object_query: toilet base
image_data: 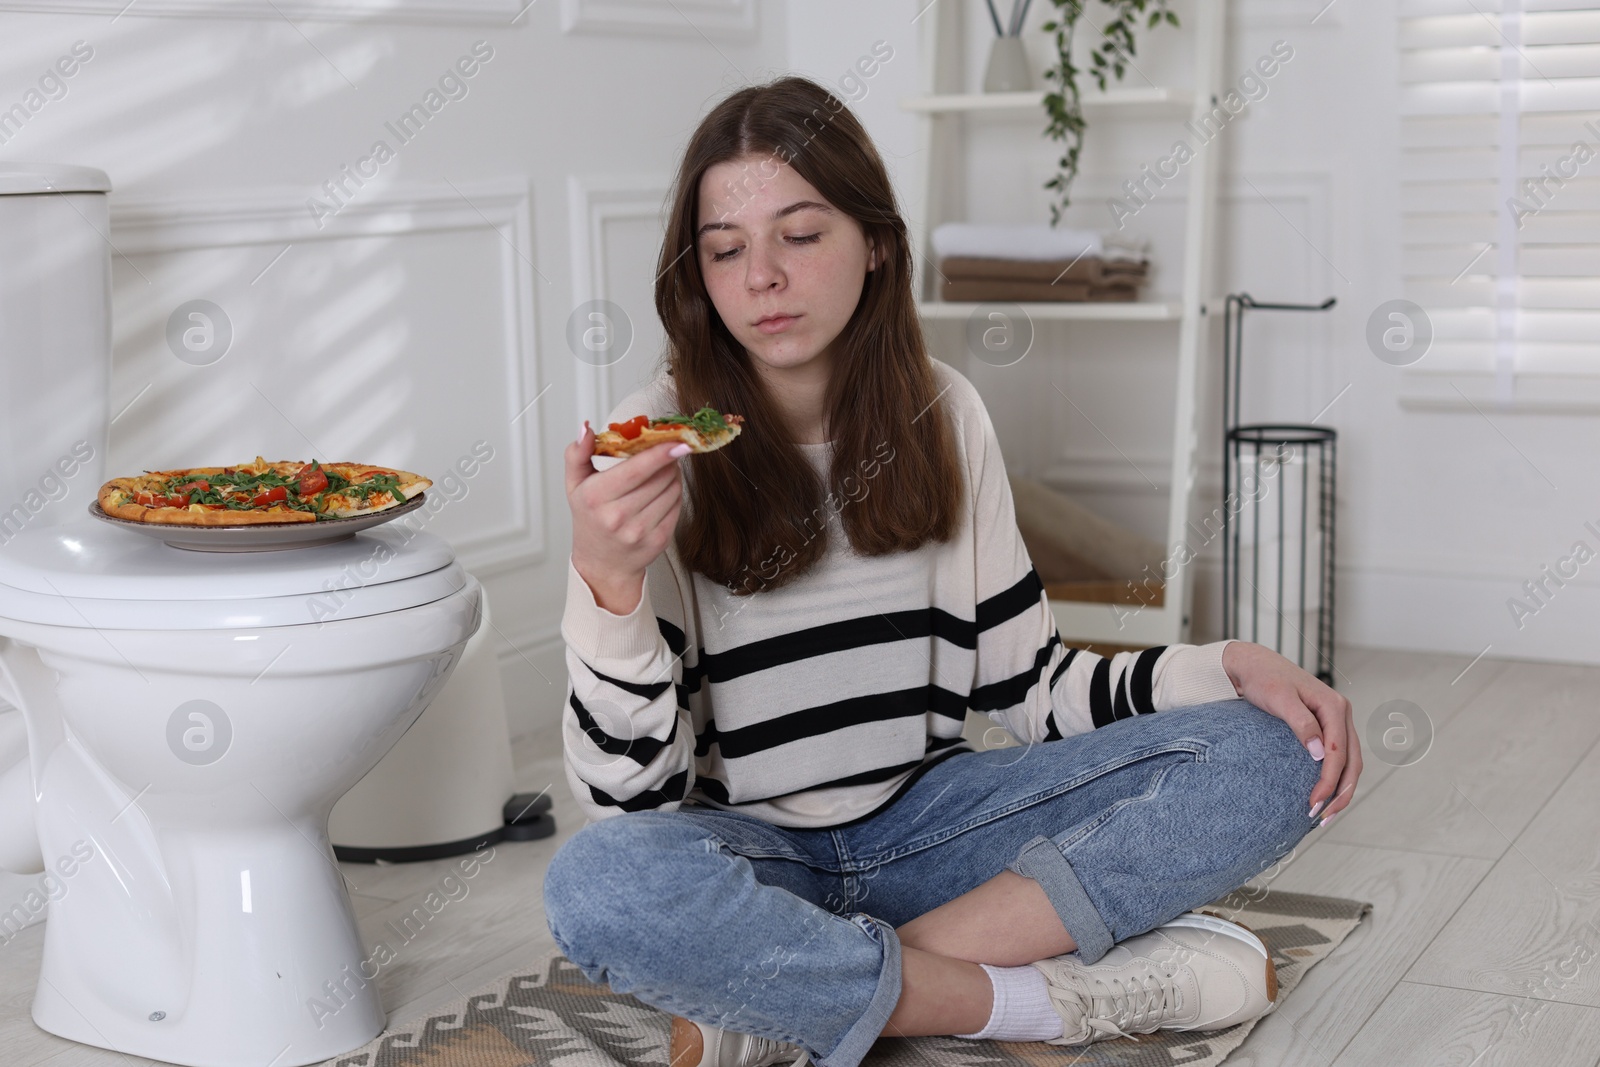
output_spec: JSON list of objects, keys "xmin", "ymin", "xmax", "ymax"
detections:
[
  {"xmin": 31, "ymin": 992, "xmax": 384, "ymax": 1067},
  {"xmin": 29, "ymin": 815, "xmax": 391, "ymax": 1067}
]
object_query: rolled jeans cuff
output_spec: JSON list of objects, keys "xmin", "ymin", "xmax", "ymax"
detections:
[
  {"xmin": 816, "ymin": 913, "xmax": 902, "ymax": 1067},
  {"xmin": 1006, "ymin": 834, "xmax": 1115, "ymax": 964}
]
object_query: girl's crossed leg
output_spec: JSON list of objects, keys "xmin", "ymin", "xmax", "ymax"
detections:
[{"xmin": 542, "ymin": 699, "xmax": 1322, "ymax": 1067}]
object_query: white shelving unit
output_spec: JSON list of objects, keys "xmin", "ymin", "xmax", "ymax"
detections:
[
  {"xmin": 901, "ymin": 86, "xmax": 1195, "ymax": 118},
  {"xmin": 901, "ymin": 0, "xmax": 1225, "ymax": 649}
]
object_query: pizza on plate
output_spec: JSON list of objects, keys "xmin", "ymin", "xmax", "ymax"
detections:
[
  {"xmin": 593, "ymin": 405, "xmax": 744, "ymax": 458},
  {"xmin": 97, "ymin": 457, "xmax": 431, "ymax": 526}
]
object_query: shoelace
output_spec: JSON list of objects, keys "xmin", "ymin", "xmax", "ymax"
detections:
[
  {"xmin": 736, "ymin": 1033, "xmax": 812, "ymax": 1067},
  {"xmin": 1047, "ymin": 966, "xmax": 1184, "ymax": 1043}
]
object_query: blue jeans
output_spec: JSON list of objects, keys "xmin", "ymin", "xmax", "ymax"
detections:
[{"xmin": 542, "ymin": 699, "xmax": 1323, "ymax": 1067}]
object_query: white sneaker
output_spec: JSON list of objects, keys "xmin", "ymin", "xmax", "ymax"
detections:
[
  {"xmin": 1030, "ymin": 910, "xmax": 1278, "ymax": 1046},
  {"xmin": 669, "ymin": 1015, "xmax": 812, "ymax": 1067}
]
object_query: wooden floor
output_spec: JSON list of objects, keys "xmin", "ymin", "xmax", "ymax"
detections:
[{"xmin": 4, "ymin": 646, "xmax": 1599, "ymax": 1066}]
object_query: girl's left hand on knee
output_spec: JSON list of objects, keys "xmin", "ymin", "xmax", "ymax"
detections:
[{"xmin": 1221, "ymin": 641, "xmax": 1362, "ymax": 823}]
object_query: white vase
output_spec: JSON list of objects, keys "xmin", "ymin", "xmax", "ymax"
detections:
[{"xmin": 983, "ymin": 36, "xmax": 1031, "ymax": 92}]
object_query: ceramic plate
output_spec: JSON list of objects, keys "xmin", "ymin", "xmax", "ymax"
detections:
[{"xmin": 87, "ymin": 493, "xmax": 428, "ymax": 553}]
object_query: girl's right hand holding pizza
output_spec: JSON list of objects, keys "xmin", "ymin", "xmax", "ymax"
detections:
[{"xmin": 565, "ymin": 419, "xmax": 688, "ymax": 615}]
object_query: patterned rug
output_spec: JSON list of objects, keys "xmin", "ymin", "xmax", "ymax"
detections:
[{"xmin": 321, "ymin": 888, "xmax": 1371, "ymax": 1067}]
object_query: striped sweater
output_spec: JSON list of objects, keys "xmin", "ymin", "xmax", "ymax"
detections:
[{"xmin": 560, "ymin": 358, "xmax": 1239, "ymax": 829}]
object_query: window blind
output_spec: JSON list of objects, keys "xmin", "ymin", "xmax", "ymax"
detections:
[{"xmin": 1399, "ymin": 0, "xmax": 1600, "ymax": 405}]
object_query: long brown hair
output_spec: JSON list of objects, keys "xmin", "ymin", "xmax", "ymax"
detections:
[{"xmin": 655, "ymin": 75, "xmax": 963, "ymax": 597}]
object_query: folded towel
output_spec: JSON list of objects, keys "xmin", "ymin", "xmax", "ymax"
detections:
[
  {"xmin": 941, "ymin": 279, "xmax": 1140, "ymax": 303},
  {"xmin": 940, "ymin": 255, "xmax": 1147, "ymax": 286},
  {"xmin": 930, "ymin": 222, "xmax": 1149, "ymax": 263}
]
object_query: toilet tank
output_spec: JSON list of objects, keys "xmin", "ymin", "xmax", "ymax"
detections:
[{"xmin": 0, "ymin": 163, "xmax": 112, "ymax": 545}]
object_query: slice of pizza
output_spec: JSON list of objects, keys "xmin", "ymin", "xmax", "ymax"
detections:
[
  {"xmin": 593, "ymin": 405, "xmax": 745, "ymax": 458},
  {"xmin": 307, "ymin": 462, "xmax": 431, "ymax": 518},
  {"xmin": 98, "ymin": 457, "xmax": 431, "ymax": 526}
]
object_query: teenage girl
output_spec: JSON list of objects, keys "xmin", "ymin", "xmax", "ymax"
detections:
[{"xmin": 545, "ymin": 75, "xmax": 1360, "ymax": 1067}]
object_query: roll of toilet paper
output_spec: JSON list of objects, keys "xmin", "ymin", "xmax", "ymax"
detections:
[
  {"xmin": 1229, "ymin": 443, "xmax": 1330, "ymax": 671},
  {"xmin": 1233, "ymin": 534, "xmax": 1325, "ymax": 665},
  {"xmin": 1234, "ymin": 532, "xmax": 1325, "ymax": 612}
]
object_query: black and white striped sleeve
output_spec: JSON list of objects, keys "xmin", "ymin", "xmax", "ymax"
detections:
[
  {"xmin": 559, "ymin": 553, "xmax": 697, "ymax": 822},
  {"xmin": 963, "ymin": 390, "xmax": 1239, "ymax": 746}
]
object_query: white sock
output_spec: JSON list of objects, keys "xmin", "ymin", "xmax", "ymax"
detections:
[{"xmin": 954, "ymin": 963, "xmax": 1064, "ymax": 1042}]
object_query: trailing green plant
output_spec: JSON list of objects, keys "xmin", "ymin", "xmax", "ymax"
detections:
[{"xmin": 1040, "ymin": 0, "xmax": 1178, "ymax": 225}]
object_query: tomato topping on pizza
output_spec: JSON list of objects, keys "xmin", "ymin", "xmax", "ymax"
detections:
[{"xmin": 295, "ymin": 463, "xmax": 330, "ymax": 496}]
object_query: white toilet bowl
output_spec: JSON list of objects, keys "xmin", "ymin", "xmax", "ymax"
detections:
[{"xmin": 0, "ymin": 519, "xmax": 482, "ymax": 1067}]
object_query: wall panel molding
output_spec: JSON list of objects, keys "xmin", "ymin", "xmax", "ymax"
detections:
[
  {"xmin": 1037, "ymin": 171, "xmax": 1333, "ymax": 486},
  {"xmin": 566, "ymin": 173, "xmax": 672, "ymax": 425},
  {"xmin": 494, "ymin": 623, "xmax": 562, "ymax": 668},
  {"xmin": 0, "ymin": 0, "xmax": 523, "ymax": 22},
  {"xmin": 109, "ymin": 177, "xmax": 545, "ymax": 577},
  {"xmin": 560, "ymin": 0, "xmax": 755, "ymax": 39},
  {"xmin": 113, "ymin": 178, "xmax": 530, "ymax": 252}
]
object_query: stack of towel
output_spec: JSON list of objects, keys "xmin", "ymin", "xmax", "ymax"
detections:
[{"xmin": 931, "ymin": 223, "xmax": 1150, "ymax": 303}]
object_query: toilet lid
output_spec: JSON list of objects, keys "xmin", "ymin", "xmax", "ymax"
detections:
[{"xmin": 0, "ymin": 521, "xmax": 467, "ymax": 630}]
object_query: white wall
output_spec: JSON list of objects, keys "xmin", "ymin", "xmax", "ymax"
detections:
[
  {"xmin": 1246, "ymin": 0, "xmax": 1600, "ymax": 670},
  {"xmin": 788, "ymin": 0, "xmax": 1600, "ymax": 670},
  {"xmin": 0, "ymin": 0, "xmax": 787, "ymax": 737},
  {"xmin": 3, "ymin": 0, "xmax": 1592, "ymax": 753}
]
